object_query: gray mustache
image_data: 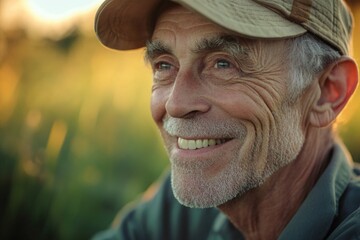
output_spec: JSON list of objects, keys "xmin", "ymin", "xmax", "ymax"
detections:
[{"xmin": 163, "ymin": 115, "xmax": 247, "ymax": 138}]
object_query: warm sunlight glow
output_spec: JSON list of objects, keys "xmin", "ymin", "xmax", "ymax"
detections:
[
  {"xmin": 26, "ymin": 0, "xmax": 102, "ymax": 21},
  {"xmin": 0, "ymin": 0, "xmax": 103, "ymax": 39}
]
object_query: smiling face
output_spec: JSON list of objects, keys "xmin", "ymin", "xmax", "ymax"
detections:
[{"xmin": 147, "ymin": 4, "xmax": 306, "ymax": 208}]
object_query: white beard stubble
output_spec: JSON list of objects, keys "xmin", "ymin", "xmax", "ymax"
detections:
[{"xmin": 163, "ymin": 104, "xmax": 305, "ymax": 208}]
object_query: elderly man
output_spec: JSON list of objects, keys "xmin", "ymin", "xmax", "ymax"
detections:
[{"xmin": 94, "ymin": 0, "xmax": 360, "ymax": 239}]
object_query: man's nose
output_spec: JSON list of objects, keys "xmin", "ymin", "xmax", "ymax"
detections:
[{"xmin": 165, "ymin": 70, "xmax": 210, "ymax": 118}]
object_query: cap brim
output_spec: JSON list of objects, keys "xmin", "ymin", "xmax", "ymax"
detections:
[
  {"xmin": 95, "ymin": 0, "xmax": 163, "ymax": 50},
  {"xmin": 95, "ymin": 0, "xmax": 307, "ymax": 50}
]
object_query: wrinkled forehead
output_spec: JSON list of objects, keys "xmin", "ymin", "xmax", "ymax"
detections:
[
  {"xmin": 151, "ymin": 3, "xmax": 248, "ymax": 48},
  {"xmin": 150, "ymin": 3, "xmax": 289, "ymax": 57},
  {"xmin": 153, "ymin": 3, "xmax": 230, "ymax": 37}
]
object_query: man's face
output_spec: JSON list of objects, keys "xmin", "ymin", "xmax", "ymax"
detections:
[{"xmin": 148, "ymin": 4, "xmax": 305, "ymax": 208}]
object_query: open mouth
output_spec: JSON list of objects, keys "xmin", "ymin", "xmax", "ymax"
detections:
[{"xmin": 177, "ymin": 137, "xmax": 231, "ymax": 150}]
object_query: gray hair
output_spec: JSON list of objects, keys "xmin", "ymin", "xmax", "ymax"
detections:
[{"xmin": 286, "ymin": 33, "xmax": 342, "ymax": 102}]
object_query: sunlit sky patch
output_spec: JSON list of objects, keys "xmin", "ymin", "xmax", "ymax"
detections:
[
  {"xmin": 0, "ymin": 0, "xmax": 103, "ymax": 38},
  {"xmin": 26, "ymin": 0, "xmax": 102, "ymax": 21}
]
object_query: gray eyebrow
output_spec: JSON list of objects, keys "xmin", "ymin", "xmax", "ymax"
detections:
[
  {"xmin": 144, "ymin": 35, "xmax": 248, "ymax": 62},
  {"xmin": 145, "ymin": 40, "xmax": 172, "ymax": 62},
  {"xmin": 193, "ymin": 35, "xmax": 248, "ymax": 57}
]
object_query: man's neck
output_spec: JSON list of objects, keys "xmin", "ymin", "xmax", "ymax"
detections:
[{"xmin": 218, "ymin": 129, "xmax": 333, "ymax": 240}]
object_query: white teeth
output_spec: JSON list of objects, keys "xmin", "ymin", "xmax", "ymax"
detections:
[
  {"xmin": 209, "ymin": 139, "xmax": 216, "ymax": 146},
  {"xmin": 178, "ymin": 138, "xmax": 188, "ymax": 149},
  {"xmin": 188, "ymin": 140, "xmax": 196, "ymax": 150},
  {"xmin": 177, "ymin": 137, "xmax": 227, "ymax": 150},
  {"xmin": 196, "ymin": 140, "xmax": 202, "ymax": 148},
  {"xmin": 202, "ymin": 139, "xmax": 208, "ymax": 148}
]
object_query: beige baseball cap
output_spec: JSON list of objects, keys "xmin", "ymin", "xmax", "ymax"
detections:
[{"xmin": 94, "ymin": 0, "xmax": 353, "ymax": 55}]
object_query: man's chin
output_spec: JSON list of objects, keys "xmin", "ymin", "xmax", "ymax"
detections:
[
  {"xmin": 172, "ymin": 189, "xmax": 223, "ymax": 208},
  {"xmin": 170, "ymin": 171, "xmax": 238, "ymax": 208}
]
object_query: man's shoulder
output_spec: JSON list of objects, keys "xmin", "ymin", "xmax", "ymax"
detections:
[
  {"xmin": 341, "ymin": 162, "xmax": 360, "ymax": 215},
  {"xmin": 328, "ymin": 163, "xmax": 360, "ymax": 239},
  {"xmin": 93, "ymin": 172, "xmax": 220, "ymax": 240},
  {"xmin": 327, "ymin": 207, "xmax": 360, "ymax": 240},
  {"xmin": 128, "ymin": 173, "xmax": 220, "ymax": 239},
  {"xmin": 353, "ymin": 162, "xmax": 360, "ymax": 178}
]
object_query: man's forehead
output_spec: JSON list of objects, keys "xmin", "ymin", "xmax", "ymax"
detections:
[
  {"xmin": 154, "ymin": 3, "xmax": 233, "ymax": 32},
  {"xmin": 152, "ymin": 3, "xmax": 237, "ymax": 46}
]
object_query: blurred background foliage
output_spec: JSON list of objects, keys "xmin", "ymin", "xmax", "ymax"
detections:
[{"xmin": 0, "ymin": 0, "xmax": 359, "ymax": 239}]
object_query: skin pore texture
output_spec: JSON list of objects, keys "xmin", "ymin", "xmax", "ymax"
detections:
[{"xmin": 147, "ymin": 3, "xmax": 358, "ymax": 240}]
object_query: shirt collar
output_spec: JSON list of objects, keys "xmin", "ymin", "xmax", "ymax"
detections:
[
  {"xmin": 279, "ymin": 142, "xmax": 353, "ymax": 240},
  {"xmin": 208, "ymin": 142, "xmax": 353, "ymax": 240}
]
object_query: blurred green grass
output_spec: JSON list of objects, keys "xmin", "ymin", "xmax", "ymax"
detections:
[{"xmin": 0, "ymin": 31, "xmax": 168, "ymax": 239}]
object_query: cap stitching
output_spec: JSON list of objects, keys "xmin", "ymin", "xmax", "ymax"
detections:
[
  {"xmin": 199, "ymin": 0, "xmax": 301, "ymax": 27},
  {"xmin": 290, "ymin": 0, "xmax": 312, "ymax": 23}
]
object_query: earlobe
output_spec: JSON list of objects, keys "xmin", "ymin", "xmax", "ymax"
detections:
[{"xmin": 309, "ymin": 57, "xmax": 358, "ymax": 127}]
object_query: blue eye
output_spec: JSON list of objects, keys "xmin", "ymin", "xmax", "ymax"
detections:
[
  {"xmin": 215, "ymin": 60, "xmax": 231, "ymax": 69},
  {"xmin": 156, "ymin": 61, "xmax": 172, "ymax": 70}
]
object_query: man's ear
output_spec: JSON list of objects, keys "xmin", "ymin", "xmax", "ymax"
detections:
[{"xmin": 309, "ymin": 57, "xmax": 358, "ymax": 127}]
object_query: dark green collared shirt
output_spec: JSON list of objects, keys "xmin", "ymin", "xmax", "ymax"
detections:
[{"xmin": 94, "ymin": 143, "xmax": 360, "ymax": 239}]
